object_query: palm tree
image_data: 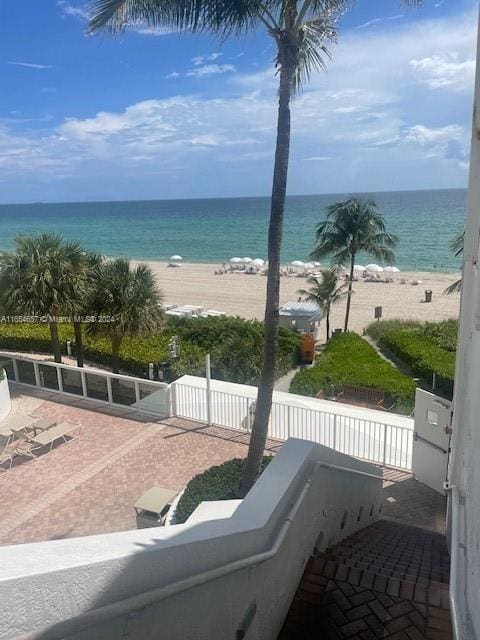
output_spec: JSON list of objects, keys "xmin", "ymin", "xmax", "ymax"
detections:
[
  {"xmin": 88, "ymin": 0, "xmax": 423, "ymax": 494},
  {"xmin": 311, "ymin": 198, "xmax": 397, "ymax": 332},
  {"xmin": 0, "ymin": 234, "xmax": 87, "ymax": 363},
  {"xmin": 87, "ymin": 258, "xmax": 163, "ymax": 374},
  {"xmin": 444, "ymin": 229, "xmax": 464, "ymax": 295},
  {"xmin": 298, "ymin": 268, "xmax": 347, "ymax": 341},
  {"xmin": 72, "ymin": 252, "xmax": 104, "ymax": 367}
]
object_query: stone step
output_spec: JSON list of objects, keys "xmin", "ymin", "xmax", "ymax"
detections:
[{"xmin": 278, "ymin": 519, "xmax": 452, "ymax": 640}]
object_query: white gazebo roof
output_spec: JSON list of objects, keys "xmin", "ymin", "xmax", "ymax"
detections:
[{"xmin": 279, "ymin": 300, "xmax": 323, "ymax": 320}]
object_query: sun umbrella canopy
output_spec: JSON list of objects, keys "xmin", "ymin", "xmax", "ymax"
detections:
[
  {"xmin": 384, "ymin": 266, "xmax": 400, "ymax": 273},
  {"xmin": 252, "ymin": 258, "xmax": 264, "ymax": 266},
  {"xmin": 242, "ymin": 257, "xmax": 253, "ymax": 264},
  {"xmin": 291, "ymin": 260, "xmax": 305, "ymax": 267},
  {"xmin": 230, "ymin": 257, "xmax": 242, "ymax": 263},
  {"xmin": 365, "ymin": 264, "xmax": 383, "ymax": 272},
  {"xmin": 353, "ymin": 265, "xmax": 366, "ymax": 272},
  {"xmin": 170, "ymin": 255, "xmax": 183, "ymax": 261},
  {"xmin": 312, "ymin": 261, "xmax": 322, "ymax": 267}
]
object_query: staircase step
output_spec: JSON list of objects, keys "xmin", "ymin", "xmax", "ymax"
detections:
[{"xmin": 278, "ymin": 519, "xmax": 452, "ymax": 640}]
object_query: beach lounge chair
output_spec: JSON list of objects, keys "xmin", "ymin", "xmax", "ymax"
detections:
[
  {"xmin": 0, "ymin": 413, "xmax": 42, "ymax": 445},
  {"xmin": 28, "ymin": 421, "xmax": 81, "ymax": 454}
]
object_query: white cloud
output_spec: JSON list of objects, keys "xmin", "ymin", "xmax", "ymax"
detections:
[
  {"xmin": 410, "ymin": 54, "xmax": 475, "ymax": 91},
  {"xmin": 192, "ymin": 53, "xmax": 222, "ymax": 66},
  {"xmin": 186, "ymin": 64, "xmax": 235, "ymax": 78},
  {"xmin": 7, "ymin": 61, "xmax": 53, "ymax": 70},
  {"xmin": 165, "ymin": 71, "xmax": 180, "ymax": 79},
  {"xmin": 355, "ymin": 14, "xmax": 404, "ymax": 29},
  {"xmin": 57, "ymin": 1, "xmax": 89, "ymax": 20}
]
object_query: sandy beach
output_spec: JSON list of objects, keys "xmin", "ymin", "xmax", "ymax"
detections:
[{"xmin": 133, "ymin": 261, "xmax": 461, "ymax": 335}]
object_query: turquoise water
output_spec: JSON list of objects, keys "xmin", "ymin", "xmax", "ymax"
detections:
[{"xmin": 0, "ymin": 189, "xmax": 466, "ymax": 271}]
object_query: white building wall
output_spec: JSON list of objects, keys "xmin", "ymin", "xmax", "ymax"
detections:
[
  {"xmin": 0, "ymin": 440, "xmax": 382, "ymax": 640},
  {"xmin": 449, "ymin": 8, "xmax": 480, "ymax": 640}
]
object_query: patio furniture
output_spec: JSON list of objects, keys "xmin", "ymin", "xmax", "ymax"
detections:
[
  {"xmin": 0, "ymin": 446, "xmax": 13, "ymax": 475},
  {"xmin": 19, "ymin": 421, "xmax": 81, "ymax": 455},
  {"xmin": 0, "ymin": 414, "xmax": 41, "ymax": 444},
  {"xmin": 134, "ymin": 487, "xmax": 178, "ymax": 528}
]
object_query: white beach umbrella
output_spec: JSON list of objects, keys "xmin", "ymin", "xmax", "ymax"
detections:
[
  {"xmin": 170, "ymin": 255, "xmax": 183, "ymax": 261},
  {"xmin": 303, "ymin": 262, "xmax": 315, "ymax": 269},
  {"xmin": 242, "ymin": 257, "xmax": 253, "ymax": 264},
  {"xmin": 252, "ymin": 258, "xmax": 264, "ymax": 266},
  {"xmin": 365, "ymin": 264, "xmax": 383, "ymax": 273},
  {"xmin": 312, "ymin": 261, "xmax": 322, "ymax": 267},
  {"xmin": 291, "ymin": 260, "xmax": 305, "ymax": 267},
  {"xmin": 230, "ymin": 257, "xmax": 242, "ymax": 263},
  {"xmin": 353, "ymin": 265, "xmax": 366, "ymax": 272},
  {"xmin": 384, "ymin": 266, "xmax": 400, "ymax": 273}
]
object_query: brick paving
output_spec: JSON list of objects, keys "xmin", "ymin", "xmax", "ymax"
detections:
[
  {"xmin": 279, "ymin": 493, "xmax": 451, "ymax": 640},
  {"xmin": 0, "ymin": 384, "xmax": 282, "ymax": 545}
]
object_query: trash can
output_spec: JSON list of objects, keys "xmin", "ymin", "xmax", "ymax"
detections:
[{"xmin": 425, "ymin": 290, "xmax": 432, "ymax": 303}]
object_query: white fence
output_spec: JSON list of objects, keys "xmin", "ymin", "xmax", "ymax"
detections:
[
  {"xmin": 172, "ymin": 379, "xmax": 413, "ymax": 471},
  {"xmin": 0, "ymin": 352, "xmax": 170, "ymax": 417}
]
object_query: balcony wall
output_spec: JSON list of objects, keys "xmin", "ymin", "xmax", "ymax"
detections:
[{"xmin": 0, "ymin": 440, "xmax": 382, "ymax": 640}]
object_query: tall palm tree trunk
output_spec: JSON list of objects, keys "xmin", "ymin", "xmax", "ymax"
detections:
[
  {"xmin": 326, "ymin": 309, "xmax": 330, "ymax": 341},
  {"xmin": 49, "ymin": 322, "xmax": 62, "ymax": 363},
  {"xmin": 239, "ymin": 58, "xmax": 294, "ymax": 497},
  {"xmin": 343, "ymin": 254, "xmax": 355, "ymax": 332},
  {"xmin": 73, "ymin": 321, "xmax": 84, "ymax": 368}
]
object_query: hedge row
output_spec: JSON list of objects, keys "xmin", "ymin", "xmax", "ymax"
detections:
[
  {"xmin": 0, "ymin": 316, "xmax": 301, "ymax": 385},
  {"xmin": 174, "ymin": 456, "xmax": 273, "ymax": 524},
  {"xmin": 366, "ymin": 320, "xmax": 456, "ymax": 398},
  {"xmin": 289, "ymin": 332, "xmax": 416, "ymax": 412}
]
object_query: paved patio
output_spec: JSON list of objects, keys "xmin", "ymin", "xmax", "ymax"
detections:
[{"xmin": 0, "ymin": 384, "xmax": 446, "ymax": 546}]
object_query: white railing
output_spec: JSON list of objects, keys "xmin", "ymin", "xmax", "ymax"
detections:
[
  {"xmin": 0, "ymin": 352, "xmax": 170, "ymax": 418},
  {"xmin": 172, "ymin": 381, "xmax": 413, "ymax": 470}
]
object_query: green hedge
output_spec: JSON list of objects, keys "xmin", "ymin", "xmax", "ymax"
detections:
[
  {"xmin": 174, "ymin": 456, "xmax": 273, "ymax": 524},
  {"xmin": 289, "ymin": 332, "xmax": 416, "ymax": 412},
  {"xmin": 0, "ymin": 317, "xmax": 301, "ymax": 385},
  {"xmin": 366, "ymin": 320, "xmax": 456, "ymax": 398}
]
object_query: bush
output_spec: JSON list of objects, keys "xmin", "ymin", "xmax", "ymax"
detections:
[
  {"xmin": 366, "ymin": 319, "xmax": 456, "ymax": 398},
  {"xmin": 0, "ymin": 317, "xmax": 301, "ymax": 385},
  {"xmin": 289, "ymin": 332, "xmax": 416, "ymax": 412},
  {"xmin": 174, "ymin": 456, "xmax": 273, "ymax": 524}
]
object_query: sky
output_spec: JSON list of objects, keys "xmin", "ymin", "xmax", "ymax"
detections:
[{"xmin": 0, "ymin": 0, "xmax": 478, "ymax": 203}]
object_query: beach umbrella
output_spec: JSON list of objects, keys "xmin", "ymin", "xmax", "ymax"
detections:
[
  {"xmin": 242, "ymin": 257, "xmax": 253, "ymax": 264},
  {"xmin": 384, "ymin": 266, "xmax": 400, "ymax": 273},
  {"xmin": 365, "ymin": 264, "xmax": 383, "ymax": 273},
  {"xmin": 252, "ymin": 258, "xmax": 264, "ymax": 266},
  {"xmin": 230, "ymin": 257, "xmax": 242, "ymax": 263},
  {"xmin": 353, "ymin": 265, "xmax": 366, "ymax": 272},
  {"xmin": 291, "ymin": 260, "xmax": 305, "ymax": 267},
  {"xmin": 170, "ymin": 255, "xmax": 183, "ymax": 261},
  {"xmin": 312, "ymin": 261, "xmax": 322, "ymax": 267}
]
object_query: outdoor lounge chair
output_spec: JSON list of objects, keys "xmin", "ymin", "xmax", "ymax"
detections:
[
  {"xmin": 0, "ymin": 445, "xmax": 13, "ymax": 475},
  {"xmin": 0, "ymin": 413, "xmax": 43, "ymax": 444},
  {"xmin": 27, "ymin": 421, "xmax": 81, "ymax": 454}
]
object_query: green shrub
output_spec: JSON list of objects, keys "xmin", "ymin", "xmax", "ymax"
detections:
[
  {"xmin": 174, "ymin": 456, "xmax": 273, "ymax": 524},
  {"xmin": 0, "ymin": 317, "xmax": 300, "ymax": 385},
  {"xmin": 366, "ymin": 319, "xmax": 457, "ymax": 399},
  {"xmin": 289, "ymin": 332, "xmax": 416, "ymax": 412}
]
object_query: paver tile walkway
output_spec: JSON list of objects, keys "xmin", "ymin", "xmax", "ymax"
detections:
[{"xmin": 0, "ymin": 385, "xmax": 282, "ymax": 545}]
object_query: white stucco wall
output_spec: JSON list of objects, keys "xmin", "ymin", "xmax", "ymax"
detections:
[
  {"xmin": 0, "ymin": 440, "xmax": 382, "ymax": 640},
  {"xmin": 0, "ymin": 373, "xmax": 11, "ymax": 424},
  {"xmin": 449, "ymin": 8, "xmax": 480, "ymax": 639}
]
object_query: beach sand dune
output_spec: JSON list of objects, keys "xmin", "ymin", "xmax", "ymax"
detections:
[{"xmin": 134, "ymin": 261, "xmax": 461, "ymax": 334}]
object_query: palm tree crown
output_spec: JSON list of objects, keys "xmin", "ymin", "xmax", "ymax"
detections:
[
  {"xmin": 311, "ymin": 198, "xmax": 397, "ymax": 332},
  {"xmin": 87, "ymin": 258, "xmax": 164, "ymax": 373},
  {"xmin": 298, "ymin": 268, "xmax": 347, "ymax": 341},
  {"xmin": 0, "ymin": 234, "xmax": 88, "ymax": 362}
]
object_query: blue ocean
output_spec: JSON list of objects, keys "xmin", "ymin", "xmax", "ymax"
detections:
[{"xmin": 0, "ymin": 189, "xmax": 466, "ymax": 271}]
